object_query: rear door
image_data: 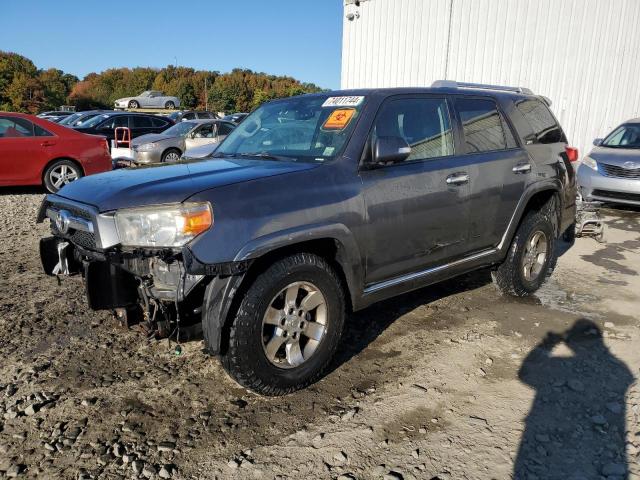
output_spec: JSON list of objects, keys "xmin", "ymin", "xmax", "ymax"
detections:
[
  {"xmin": 359, "ymin": 95, "xmax": 473, "ymax": 285},
  {"xmin": 452, "ymin": 96, "xmax": 530, "ymax": 251},
  {"xmin": 151, "ymin": 117, "xmax": 171, "ymax": 133},
  {"xmin": 0, "ymin": 116, "xmax": 50, "ymax": 184}
]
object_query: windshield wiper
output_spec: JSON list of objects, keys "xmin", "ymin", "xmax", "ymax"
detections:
[{"xmin": 239, "ymin": 152, "xmax": 296, "ymax": 162}]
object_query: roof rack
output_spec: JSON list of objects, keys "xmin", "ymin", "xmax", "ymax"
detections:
[{"xmin": 431, "ymin": 80, "xmax": 534, "ymax": 95}]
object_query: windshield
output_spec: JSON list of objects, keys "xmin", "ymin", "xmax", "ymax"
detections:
[
  {"xmin": 602, "ymin": 124, "xmax": 640, "ymax": 149},
  {"xmin": 162, "ymin": 121, "xmax": 198, "ymax": 137},
  {"xmin": 140, "ymin": 91, "xmax": 151, "ymax": 97},
  {"xmin": 214, "ymin": 95, "xmax": 364, "ymax": 163},
  {"xmin": 58, "ymin": 113, "xmax": 82, "ymax": 125},
  {"xmin": 80, "ymin": 114, "xmax": 111, "ymax": 128}
]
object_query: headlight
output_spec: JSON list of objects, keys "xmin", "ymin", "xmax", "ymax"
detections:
[
  {"xmin": 115, "ymin": 202, "xmax": 213, "ymax": 247},
  {"xmin": 137, "ymin": 143, "xmax": 156, "ymax": 151},
  {"xmin": 581, "ymin": 156, "xmax": 598, "ymax": 171}
]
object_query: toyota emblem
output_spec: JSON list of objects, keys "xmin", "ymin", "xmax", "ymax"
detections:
[
  {"xmin": 55, "ymin": 210, "xmax": 71, "ymax": 234},
  {"xmin": 623, "ymin": 161, "xmax": 638, "ymax": 170}
]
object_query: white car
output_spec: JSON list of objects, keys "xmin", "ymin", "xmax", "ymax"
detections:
[{"xmin": 114, "ymin": 91, "xmax": 180, "ymax": 110}]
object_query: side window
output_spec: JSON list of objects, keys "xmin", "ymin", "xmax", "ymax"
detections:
[
  {"xmin": 183, "ymin": 113, "xmax": 195, "ymax": 120},
  {"xmin": 0, "ymin": 117, "xmax": 34, "ymax": 137},
  {"xmin": 34, "ymin": 124, "xmax": 53, "ymax": 137},
  {"xmin": 131, "ymin": 116, "xmax": 153, "ymax": 128},
  {"xmin": 455, "ymin": 98, "xmax": 508, "ymax": 153},
  {"xmin": 195, "ymin": 124, "xmax": 215, "ymax": 138},
  {"xmin": 218, "ymin": 123, "xmax": 234, "ymax": 136},
  {"xmin": 100, "ymin": 116, "xmax": 128, "ymax": 130},
  {"xmin": 516, "ymin": 99, "xmax": 566, "ymax": 144},
  {"xmin": 373, "ymin": 97, "xmax": 454, "ymax": 162},
  {"xmin": 151, "ymin": 117, "xmax": 168, "ymax": 128}
]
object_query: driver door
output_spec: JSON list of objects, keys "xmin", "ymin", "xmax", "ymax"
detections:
[
  {"xmin": 185, "ymin": 123, "xmax": 217, "ymax": 149},
  {"xmin": 358, "ymin": 95, "xmax": 473, "ymax": 285}
]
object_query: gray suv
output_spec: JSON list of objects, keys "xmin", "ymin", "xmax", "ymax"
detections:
[{"xmin": 38, "ymin": 82, "xmax": 576, "ymax": 395}]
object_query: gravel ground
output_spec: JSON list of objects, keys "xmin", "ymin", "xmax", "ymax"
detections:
[{"xmin": 0, "ymin": 190, "xmax": 639, "ymax": 480}]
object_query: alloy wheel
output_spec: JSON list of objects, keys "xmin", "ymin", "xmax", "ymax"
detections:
[
  {"xmin": 164, "ymin": 151, "xmax": 180, "ymax": 162},
  {"xmin": 49, "ymin": 164, "xmax": 79, "ymax": 190},
  {"xmin": 261, "ymin": 281, "xmax": 328, "ymax": 369},
  {"xmin": 522, "ymin": 230, "xmax": 548, "ymax": 281}
]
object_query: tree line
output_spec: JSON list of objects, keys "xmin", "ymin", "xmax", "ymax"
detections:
[{"xmin": 0, "ymin": 51, "xmax": 324, "ymax": 114}]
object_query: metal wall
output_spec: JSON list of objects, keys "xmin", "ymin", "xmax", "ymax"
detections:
[{"xmin": 342, "ymin": 0, "xmax": 640, "ymax": 157}]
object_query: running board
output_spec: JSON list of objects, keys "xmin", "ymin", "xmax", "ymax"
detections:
[{"xmin": 363, "ymin": 249, "xmax": 497, "ymax": 295}]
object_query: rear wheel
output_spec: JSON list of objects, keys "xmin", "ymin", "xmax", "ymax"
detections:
[
  {"xmin": 161, "ymin": 148, "xmax": 181, "ymax": 163},
  {"xmin": 165, "ymin": 101, "xmax": 175, "ymax": 110},
  {"xmin": 128, "ymin": 100, "xmax": 139, "ymax": 109},
  {"xmin": 492, "ymin": 209, "xmax": 557, "ymax": 296},
  {"xmin": 43, "ymin": 160, "xmax": 83, "ymax": 193},
  {"xmin": 219, "ymin": 253, "xmax": 345, "ymax": 395}
]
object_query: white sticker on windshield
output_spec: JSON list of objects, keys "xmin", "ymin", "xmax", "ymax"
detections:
[{"xmin": 322, "ymin": 96, "xmax": 365, "ymax": 108}]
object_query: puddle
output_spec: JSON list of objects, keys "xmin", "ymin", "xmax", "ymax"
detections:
[{"xmin": 533, "ymin": 278, "xmax": 600, "ymax": 318}]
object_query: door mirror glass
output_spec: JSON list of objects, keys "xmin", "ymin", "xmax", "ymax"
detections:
[
  {"xmin": 593, "ymin": 138, "xmax": 603, "ymax": 146},
  {"xmin": 374, "ymin": 136, "xmax": 411, "ymax": 165}
]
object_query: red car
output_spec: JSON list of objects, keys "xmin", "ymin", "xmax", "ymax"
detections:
[{"xmin": 0, "ymin": 112, "xmax": 112, "ymax": 192}]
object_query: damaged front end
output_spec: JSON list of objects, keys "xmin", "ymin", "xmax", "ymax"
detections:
[{"xmin": 37, "ymin": 196, "xmax": 245, "ymax": 345}]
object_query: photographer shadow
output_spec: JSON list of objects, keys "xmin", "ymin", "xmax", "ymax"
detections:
[{"xmin": 514, "ymin": 319, "xmax": 634, "ymax": 480}]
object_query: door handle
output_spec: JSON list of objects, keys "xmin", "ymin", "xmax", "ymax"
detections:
[
  {"xmin": 512, "ymin": 163, "xmax": 532, "ymax": 174},
  {"xmin": 446, "ymin": 173, "xmax": 470, "ymax": 185},
  {"xmin": 40, "ymin": 141, "xmax": 55, "ymax": 147}
]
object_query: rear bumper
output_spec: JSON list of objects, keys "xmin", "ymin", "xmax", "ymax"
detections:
[{"xmin": 577, "ymin": 164, "xmax": 640, "ymax": 205}]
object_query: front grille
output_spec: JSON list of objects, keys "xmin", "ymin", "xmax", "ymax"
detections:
[
  {"xmin": 46, "ymin": 201, "xmax": 97, "ymax": 249},
  {"xmin": 70, "ymin": 230, "xmax": 97, "ymax": 249},
  {"xmin": 591, "ymin": 189, "xmax": 640, "ymax": 203},
  {"xmin": 599, "ymin": 162, "xmax": 640, "ymax": 179}
]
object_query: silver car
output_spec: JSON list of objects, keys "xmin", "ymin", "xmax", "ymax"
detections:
[
  {"xmin": 578, "ymin": 119, "xmax": 640, "ymax": 206},
  {"xmin": 114, "ymin": 91, "xmax": 180, "ymax": 110},
  {"xmin": 131, "ymin": 119, "xmax": 235, "ymax": 164}
]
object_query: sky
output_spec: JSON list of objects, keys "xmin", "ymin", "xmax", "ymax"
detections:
[{"xmin": 0, "ymin": 0, "xmax": 344, "ymax": 89}]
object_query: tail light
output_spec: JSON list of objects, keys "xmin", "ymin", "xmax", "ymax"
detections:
[
  {"xmin": 102, "ymin": 139, "xmax": 110, "ymax": 155},
  {"xmin": 565, "ymin": 146, "xmax": 579, "ymax": 163}
]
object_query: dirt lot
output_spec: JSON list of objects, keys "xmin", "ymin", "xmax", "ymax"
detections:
[{"xmin": 0, "ymin": 191, "xmax": 639, "ymax": 480}]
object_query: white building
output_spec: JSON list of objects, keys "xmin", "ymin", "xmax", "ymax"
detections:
[{"xmin": 341, "ymin": 0, "xmax": 640, "ymax": 157}]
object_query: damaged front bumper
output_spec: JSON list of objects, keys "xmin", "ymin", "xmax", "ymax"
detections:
[{"xmin": 38, "ymin": 195, "xmax": 249, "ymax": 353}]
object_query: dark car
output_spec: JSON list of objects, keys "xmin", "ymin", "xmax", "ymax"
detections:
[
  {"xmin": 37, "ymin": 111, "xmax": 75, "ymax": 120},
  {"xmin": 58, "ymin": 110, "xmax": 109, "ymax": 128},
  {"xmin": 72, "ymin": 112, "xmax": 173, "ymax": 146},
  {"xmin": 167, "ymin": 111, "xmax": 217, "ymax": 123},
  {"xmin": 38, "ymin": 83, "xmax": 577, "ymax": 395},
  {"xmin": 222, "ymin": 112, "xmax": 248, "ymax": 125}
]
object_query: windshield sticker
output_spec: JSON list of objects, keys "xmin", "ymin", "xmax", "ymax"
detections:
[
  {"xmin": 323, "ymin": 108, "xmax": 356, "ymax": 130},
  {"xmin": 322, "ymin": 96, "xmax": 365, "ymax": 108},
  {"xmin": 323, "ymin": 146, "xmax": 336, "ymax": 156}
]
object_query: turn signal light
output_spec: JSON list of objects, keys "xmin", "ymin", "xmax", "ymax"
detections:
[{"xmin": 183, "ymin": 207, "xmax": 213, "ymax": 236}]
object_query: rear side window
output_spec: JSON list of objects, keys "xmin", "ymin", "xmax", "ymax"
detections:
[
  {"xmin": 132, "ymin": 116, "xmax": 153, "ymax": 128},
  {"xmin": 151, "ymin": 117, "xmax": 169, "ymax": 128},
  {"xmin": 373, "ymin": 97, "xmax": 454, "ymax": 162},
  {"xmin": 0, "ymin": 117, "xmax": 34, "ymax": 137},
  {"xmin": 516, "ymin": 99, "xmax": 566, "ymax": 144},
  {"xmin": 455, "ymin": 98, "xmax": 512, "ymax": 153},
  {"xmin": 218, "ymin": 123, "xmax": 234, "ymax": 135},
  {"xmin": 100, "ymin": 116, "xmax": 128, "ymax": 130},
  {"xmin": 34, "ymin": 124, "xmax": 53, "ymax": 136}
]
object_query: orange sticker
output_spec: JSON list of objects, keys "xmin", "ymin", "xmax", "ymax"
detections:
[{"xmin": 323, "ymin": 108, "xmax": 356, "ymax": 130}]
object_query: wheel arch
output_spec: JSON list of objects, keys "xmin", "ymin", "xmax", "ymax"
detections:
[
  {"xmin": 41, "ymin": 157, "xmax": 85, "ymax": 184},
  {"xmin": 161, "ymin": 146, "xmax": 182, "ymax": 161}
]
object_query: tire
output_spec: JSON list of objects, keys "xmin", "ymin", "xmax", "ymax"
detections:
[
  {"xmin": 128, "ymin": 100, "xmax": 139, "ymax": 109},
  {"xmin": 219, "ymin": 253, "xmax": 345, "ymax": 396},
  {"xmin": 492, "ymin": 208, "xmax": 557, "ymax": 297},
  {"xmin": 161, "ymin": 148, "xmax": 181, "ymax": 163},
  {"xmin": 165, "ymin": 101, "xmax": 175, "ymax": 110},
  {"xmin": 43, "ymin": 159, "xmax": 83, "ymax": 193}
]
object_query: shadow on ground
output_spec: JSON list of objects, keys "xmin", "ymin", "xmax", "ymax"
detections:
[{"xmin": 514, "ymin": 319, "xmax": 633, "ymax": 480}]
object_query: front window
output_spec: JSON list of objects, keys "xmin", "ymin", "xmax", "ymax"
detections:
[
  {"xmin": 0, "ymin": 117, "xmax": 34, "ymax": 137},
  {"xmin": 163, "ymin": 121, "xmax": 198, "ymax": 137},
  {"xmin": 81, "ymin": 114, "xmax": 111, "ymax": 128},
  {"xmin": 602, "ymin": 124, "xmax": 640, "ymax": 149},
  {"xmin": 214, "ymin": 95, "xmax": 364, "ymax": 163},
  {"xmin": 140, "ymin": 91, "xmax": 151, "ymax": 97}
]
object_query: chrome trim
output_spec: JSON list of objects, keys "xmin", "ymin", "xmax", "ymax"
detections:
[
  {"xmin": 46, "ymin": 208, "xmax": 94, "ymax": 234},
  {"xmin": 512, "ymin": 163, "xmax": 532, "ymax": 174},
  {"xmin": 363, "ymin": 248, "xmax": 496, "ymax": 295},
  {"xmin": 446, "ymin": 173, "xmax": 470, "ymax": 185}
]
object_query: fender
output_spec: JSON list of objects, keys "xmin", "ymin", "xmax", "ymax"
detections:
[
  {"xmin": 497, "ymin": 179, "xmax": 562, "ymax": 254},
  {"xmin": 234, "ymin": 222, "xmax": 364, "ymax": 309}
]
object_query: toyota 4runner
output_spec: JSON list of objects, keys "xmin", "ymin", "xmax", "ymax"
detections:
[{"xmin": 38, "ymin": 81, "xmax": 577, "ymax": 395}]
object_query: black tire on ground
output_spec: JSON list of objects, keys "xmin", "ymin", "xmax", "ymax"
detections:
[
  {"xmin": 165, "ymin": 101, "xmax": 175, "ymax": 109},
  {"xmin": 219, "ymin": 253, "xmax": 345, "ymax": 396},
  {"xmin": 128, "ymin": 100, "xmax": 139, "ymax": 109},
  {"xmin": 161, "ymin": 148, "xmax": 182, "ymax": 163},
  {"xmin": 43, "ymin": 159, "xmax": 83, "ymax": 193},
  {"xmin": 492, "ymin": 205, "xmax": 558, "ymax": 297}
]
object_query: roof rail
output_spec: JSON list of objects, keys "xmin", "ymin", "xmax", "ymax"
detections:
[{"xmin": 431, "ymin": 80, "xmax": 534, "ymax": 95}]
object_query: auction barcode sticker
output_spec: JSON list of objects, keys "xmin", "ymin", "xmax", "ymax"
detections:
[{"xmin": 322, "ymin": 96, "xmax": 365, "ymax": 108}]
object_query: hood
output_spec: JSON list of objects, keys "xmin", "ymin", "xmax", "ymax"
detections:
[
  {"xmin": 589, "ymin": 147, "xmax": 640, "ymax": 167},
  {"xmin": 132, "ymin": 133, "xmax": 173, "ymax": 146},
  {"xmin": 56, "ymin": 158, "xmax": 320, "ymax": 212},
  {"xmin": 115, "ymin": 97, "xmax": 134, "ymax": 103}
]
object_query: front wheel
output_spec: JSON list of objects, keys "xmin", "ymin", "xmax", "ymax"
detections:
[
  {"xmin": 161, "ymin": 148, "xmax": 181, "ymax": 163},
  {"xmin": 43, "ymin": 160, "xmax": 83, "ymax": 193},
  {"xmin": 492, "ymin": 210, "xmax": 557, "ymax": 297},
  {"xmin": 128, "ymin": 100, "xmax": 139, "ymax": 109},
  {"xmin": 219, "ymin": 253, "xmax": 345, "ymax": 395}
]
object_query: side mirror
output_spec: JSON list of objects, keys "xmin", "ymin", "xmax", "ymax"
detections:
[
  {"xmin": 523, "ymin": 133, "xmax": 537, "ymax": 145},
  {"xmin": 593, "ymin": 138, "xmax": 603, "ymax": 146},
  {"xmin": 374, "ymin": 136, "xmax": 411, "ymax": 165}
]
